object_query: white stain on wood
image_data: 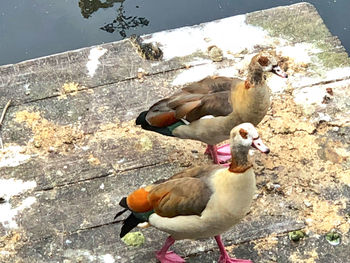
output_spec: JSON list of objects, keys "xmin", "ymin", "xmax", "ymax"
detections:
[
  {"xmin": 277, "ymin": 43, "xmax": 318, "ymax": 64},
  {"xmin": 0, "ymin": 178, "xmax": 37, "ymax": 229},
  {"xmin": 86, "ymin": 47, "xmax": 107, "ymax": 77},
  {"xmin": 145, "ymin": 15, "xmax": 268, "ymax": 61},
  {"xmin": 0, "ymin": 145, "xmax": 32, "ymax": 168},
  {"xmin": 63, "ymin": 249, "xmax": 115, "ymax": 263},
  {"xmin": 101, "ymin": 254, "xmax": 115, "ymax": 263},
  {"xmin": 293, "ymin": 86, "xmax": 327, "ymax": 115}
]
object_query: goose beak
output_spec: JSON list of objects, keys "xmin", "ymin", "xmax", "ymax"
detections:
[
  {"xmin": 271, "ymin": 65, "xmax": 288, "ymax": 78},
  {"xmin": 252, "ymin": 138, "xmax": 270, "ymax": 154}
]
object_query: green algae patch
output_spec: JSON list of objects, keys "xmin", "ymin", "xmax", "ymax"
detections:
[
  {"xmin": 325, "ymin": 231, "xmax": 341, "ymax": 246},
  {"xmin": 171, "ymin": 50, "xmax": 208, "ymax": 65},
  {"xmin": 288, "ymin": 230, "xmax": 306, "ymax": 242},
  {"xmin": 246, "ymin": 3, "xmax": 331, "ymax": 43},
  {"xmin": 316, "ymin": 51, "xmax": 350, "ymax": 69},
  {"xmin": 121, "ymin": 232, "xmax": 145, "ymax": 247},
  {"xmin": 246, "ymin": 3, "xmax": 350, "ymax": 70}
]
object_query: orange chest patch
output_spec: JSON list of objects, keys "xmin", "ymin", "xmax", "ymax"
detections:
[
  {"xmin": 148, "ymin": 112, "xmax": 177, "ymax": 127},
  {"xmin": 229, "ymin": 164, "xmax": 253, "ymax": 173},
  {"xmin": 127, "ymin": 188, "xmax": 153, "ymax": 212},
  {"xmin": 244, "ymin": 80, "xmax": 252, "ymax": 89}
]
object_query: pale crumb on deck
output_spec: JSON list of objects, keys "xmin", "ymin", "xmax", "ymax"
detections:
[
  {"xmin": 0, "ymin": 145, "xmax": 31, "ymax": 168},
  {"xmin": 58, "ymin": 82, "xmax": 80, "ymax": 99},
  {"xmin": 101, "ymin": 254, "xmax": 115, "ymax": 263},
  {"xmin": 14, "ymin": 110, "xmax": 84, "ymax": 154},
  {"xmin": 305, "ymin": 200, "xmax": 349, "ymax": 234},
  {"xmin": 338, "ymin": 170, "xmax": 350, "ymax": 186},
  {"xmin": 252, "ymin": 233, "xmax": 279, "ymax": 253},
  {"xmin": 289, "ymin": 249, "xmax": 319, "ymax": 263},
  {"xmin": 0, "ymin": 231, "xmax": 27, "ymax": 262},
  {"xmin": 251, "ymin": 91, "xmax": 350, "ymax": 236},
  {"xmin": 87, "ymin": 154, "xmax": 101, "ymax": 166}
]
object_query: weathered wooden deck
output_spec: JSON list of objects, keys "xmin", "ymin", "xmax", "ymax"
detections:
[{"xmin": 0, "ymin": 2, "xmax": 350, "ymax": 262}]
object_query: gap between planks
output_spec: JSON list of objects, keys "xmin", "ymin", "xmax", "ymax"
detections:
[{"xmin": 34, "ymin": 161, "xmax": 169, "ymax": 193}]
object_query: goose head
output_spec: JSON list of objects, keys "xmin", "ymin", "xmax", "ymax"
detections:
[
  {"xmin": 230, "ymin": 123, "xmax": 270, "ymax": 154},
  {"xmin": 250, "ymin": 51, "xmax": 288, "ymax": 79}
]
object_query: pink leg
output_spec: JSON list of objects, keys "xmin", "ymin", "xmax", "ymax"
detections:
[
  {"xmin": 205, "ymin": 145, "xmax": 219, "ymax": 164},
  {"xmin": 156, "ymin": 236, "xmax": 185, "ymax": 263},
  {"xmin": 215, "ymin": 235, "xmax": 252, "ymax": 263},
  {"xmin": 205, "ymin": 145, "xmax": 231, "ymax": 165}
]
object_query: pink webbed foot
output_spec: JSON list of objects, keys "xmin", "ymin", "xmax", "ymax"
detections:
[
  {"xmin": 215, "ymin": 235, "xmax": 252, "ymax": 263},
  {"xmin": 156, "ymin": 251, "xmax": 185, "ymax": 263},
  {"xmin": 156, "ymin": 236, "xmax": 185, "ymax": 263},
  {"xmin": 205, "ymin": 144, "xmax": 231, "ymax": 165}
]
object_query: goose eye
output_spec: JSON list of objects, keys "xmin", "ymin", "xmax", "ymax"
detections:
[{"xmin": 271, "ymin": 65, "xmax": 288, "ymax": 78}]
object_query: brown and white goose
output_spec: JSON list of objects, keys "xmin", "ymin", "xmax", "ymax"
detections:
[
  {"xmin": 115, "ymin": 123, "xmax": 269, "ymax": 263},
  {"xmin": 136, "ymin": 51, "xmax": 286, "ymax": 164}
]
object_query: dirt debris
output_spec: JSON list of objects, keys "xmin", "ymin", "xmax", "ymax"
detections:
[
  {"xmin": 0, "ymin": 231, "xmax": 26, "ymax": 263},
  {"xmin": 58, "ymin": 82, "xmax": 80, "ymax": 99},
  {"xmin": 85, "ymin": 119, "xmax": 209, "ymax": 169},
  {"xmin": 305, "ymin": 200, "xmax": 349, "ymax": 234},
  {"xmin": 289, "ymin": 249, "xmax": 319, "ymax": 263},
  {"xmin": 253, "ymin": 233, "xmax": 279, "ymax": 254},
  {"xmin": 14, "ymin": 110, "xmax": 83, "ymax": 154},
  {"xmin": 87, "ymin": 154, "xmax": 101, "ymax": 166},
  {"xmin": 253, "ymin": 93, "xmax": 350, "ymax": 236}
]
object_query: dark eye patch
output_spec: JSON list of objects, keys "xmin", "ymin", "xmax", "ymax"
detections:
[
  {"xmin": 258, "ymin": 56, "xmax": 269, "ymax": 66},
  {"xmin": 239, "ymin": 128, "xmax": 248, "ymax": 139}
]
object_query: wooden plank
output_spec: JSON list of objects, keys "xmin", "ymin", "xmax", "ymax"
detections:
[
  {"xmin": 0, "ymin": 123, "xmax": 192, "ymax": 191},
  {"xmin": 0, "ymin": 39, "xmax": 196, "ymax": 107},
  {"xmin": 0, "ymin": 70, "xmax": 181, "ymax": 142},
  {"xmin": 17, "ymin": 164, "xmax": 179, "ymax": 239},
  {"xmin": 15, "ymin": 216, "xmax": 304, "ymax": 263},
  {"xmin": 0, "ymin": 72, "xmax": 206, "ymax": 190}
]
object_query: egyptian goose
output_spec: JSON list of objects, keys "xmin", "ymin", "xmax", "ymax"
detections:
[
  {"xmin": 115, "ymin": 123, "xmax": 269, "ymax": 263},
  {"xmin": 136, "ymin": 51, "xmax": 286, "ymax": 164}
]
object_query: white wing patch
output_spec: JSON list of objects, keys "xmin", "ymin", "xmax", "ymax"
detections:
[
  {"xmin": 181, "ymin": 118, "xmax": 190, "ymax": 125},
  {"xmin": 200, "ymin": 115, "xmax": 215, "ymax": 120}
]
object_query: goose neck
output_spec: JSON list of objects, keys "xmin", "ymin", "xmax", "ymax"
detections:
[{"xmin": 228, "ymin": 145, "xmax": 252, "ymax": 173}]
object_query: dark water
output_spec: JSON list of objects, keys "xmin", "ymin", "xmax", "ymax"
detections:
[{"xmin": 0, "ymin": 0, "xmax": 349, "ymax": 66}]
